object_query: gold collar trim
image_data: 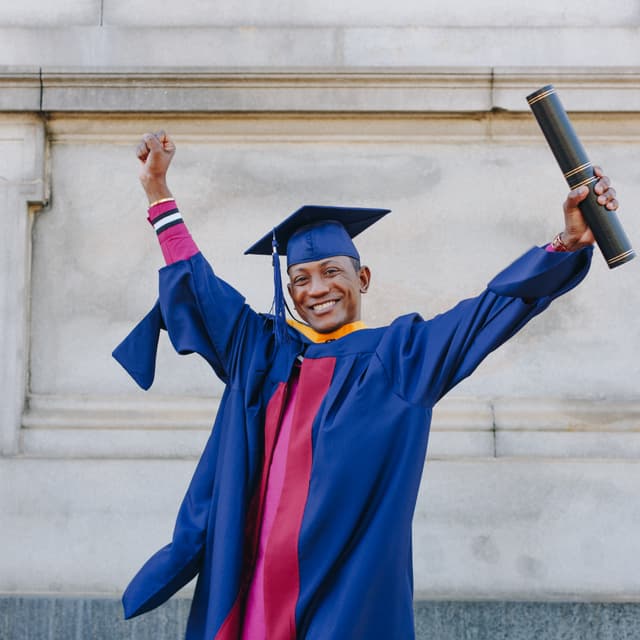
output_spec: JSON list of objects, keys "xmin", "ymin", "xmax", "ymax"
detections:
[{"xmin": 286, "ymin": 318, "xmax": 367, "ymax": 343}]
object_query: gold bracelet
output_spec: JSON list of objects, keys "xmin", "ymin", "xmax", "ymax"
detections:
[
  {"xmin": 551, "ymin": 232, "xmax": 570, "ymax": 252},
  {"xmin": 148, "ymin": 197, "xmax": 176, "ymax": 208}
]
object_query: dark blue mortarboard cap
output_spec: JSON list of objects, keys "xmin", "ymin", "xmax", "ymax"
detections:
[
  {"xmin": 245, "ymin": 205, "xmax": 391, "ymax": 343},
  {"xmin": 245, "ymin": 205, "xmax": 391, "ymax": 266}
]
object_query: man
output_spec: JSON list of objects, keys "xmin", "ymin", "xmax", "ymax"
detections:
[{"xmin": 114, "ymin": 131, "xmax": 618, "ymax": 639}]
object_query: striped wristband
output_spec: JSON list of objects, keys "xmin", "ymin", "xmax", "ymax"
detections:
[{"xmin": 148, "ymin": 199, "xmax": 183, "ymax": 235}]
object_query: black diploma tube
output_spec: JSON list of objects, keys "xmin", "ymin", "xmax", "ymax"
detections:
[{"xmin": 527, "ymin": 84, "xmax": 635, "ymax": 268}]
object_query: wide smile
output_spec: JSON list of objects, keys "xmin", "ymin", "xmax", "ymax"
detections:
[{"xmin": 310, "ymin": 299, "xmax": 339, "ymax": 313}]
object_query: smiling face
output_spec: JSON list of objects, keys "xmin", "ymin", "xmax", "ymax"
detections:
[{"xmin": 287, "ymin": 256, "xmax": 371, "ymax": 334}]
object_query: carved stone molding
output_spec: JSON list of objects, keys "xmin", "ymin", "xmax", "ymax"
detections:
[
  {"xmin": 0, "ymin": 116, "xmax": 47, "ymax": 454},
  {"xmin": 1, "ymin": 67, "xmax": 640, "ymax": 114},
  {"xmin": 21, "ymin": 393, "xmax": 640, "ymax": 459}
]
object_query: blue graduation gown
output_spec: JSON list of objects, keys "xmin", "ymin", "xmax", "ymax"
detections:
[{"xmin": 113, "ymin": 245, "xmax": 592, "ymax": 639}]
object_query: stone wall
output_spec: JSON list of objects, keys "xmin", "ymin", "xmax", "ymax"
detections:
[
  {"xmin": 4, "ymin": 598, "xmax": 640, "ymax": 640},
  {"xmin": 1, "ymin": 1, "xmax": 640, "ymax": 637},
  {"xmin": 2, "ymin": 1, "xmax": 640, "ymax": 67}
]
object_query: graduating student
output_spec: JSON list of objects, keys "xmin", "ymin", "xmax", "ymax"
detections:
[{"xmin": 114, "ymin": 131, "xmax": 618, "ymax": 640}]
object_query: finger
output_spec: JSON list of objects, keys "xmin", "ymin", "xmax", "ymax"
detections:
[
  {"xmin": 594, "ymin": 175, "xmax": 611, "ymax": 195},
  {"xmin": 153, "ymin": 130, "xmax": 167, "ymax": 149},
  {"xmin": 142, "ymin": 132, "xmax": 163, "ymax": 152},
  {"xmin": 154, "ymin": 130, "xmax": 169, "ymax": 148},
  {"xmin": 606, "ymin": 198, "xmax": 619, "ymax": 211},
  {"xmin": 593, "ymin": 165, "xmax": 603, "ymax": 177},
  {"xmin": 156, "ymin": 130, "xmax": 176, "ymax": 153},
  {"xmin": 597, "ymin": 186, "xmax": 616, "ymax": 205},
  {"xmin": 135, "ymin": 142, "xmax": 150, "ymax": 163}
]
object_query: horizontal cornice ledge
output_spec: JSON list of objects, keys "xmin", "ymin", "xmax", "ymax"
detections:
[
  {"xmin": 1, "ymin": 66, "xmax": 640, "ymax": 113},
  {"xmin": 40, "ymin": 66, "xmax": 494, "ymax": 113},
  {"xmin": 0, "ymin": 67, "xmax": 41, "ymax": 111},
  {"xmin": 20, "ymin": 394, "xmax": 640, "ymax": 460}
]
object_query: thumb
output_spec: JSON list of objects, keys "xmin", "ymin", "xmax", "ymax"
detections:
[{"xmin": 564, "ymin": 185, "xmax": 589, "ymax": 211}]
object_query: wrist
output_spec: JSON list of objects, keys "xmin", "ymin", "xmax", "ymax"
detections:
[
  {"xmin": 552, "ymin": 230, "xmax": 583, "ymax": 252},
  {"xmin": 140, "ymin": 174, "xmax": 172, "ymax": 204}
]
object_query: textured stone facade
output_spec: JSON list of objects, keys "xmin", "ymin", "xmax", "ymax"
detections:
[{"xmin": 1, "ymin": 1, "xmax": 640, "ymax": 635}]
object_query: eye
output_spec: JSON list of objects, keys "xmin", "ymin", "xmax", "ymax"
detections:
[
  {"xmin": 293, "ymin": 275, "xmax": 308, "ymax": 286},
  {"xmin": 325, "ymin": 267, "xmax": 339, "ymax": 276}
]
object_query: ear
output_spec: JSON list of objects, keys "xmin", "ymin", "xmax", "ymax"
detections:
[{"xmin": 359, "ymin": 266, "xmax": 371, "ymax": 294}]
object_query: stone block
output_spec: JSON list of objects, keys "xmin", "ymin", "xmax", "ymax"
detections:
[
  {"xmin": 494, "ymin": 68, "xmax": 640, "ymax": 112},
  {"xmin": 27, "ymin": 114, "xmax": 640, "ymax": 403},
  {"xmin": 343, "ymin": 27, "xmax": 640, "ymax": 68},
  {"xmin": 0, "ymin": 67, "xmax": 621, "ymax": 114},
  {"xmin": 40, "ymin": 68, "xmax": 493, "ymax": 113},
  {"xmin": 1, "ymin": 25, "xmax": 639, "ymax": 69},
  {"xmin": 413, "ymin": 602, "xmax": 640, "ymax": 640},
  {"xmin": 3, "ymin": 597, "xmax": 640, "ymax": 639},
  {"xmin": 0, "ymin": 26, "xmax": 339, "ymax": 68},
  {"xmin": 3, "ymin": 458, "xmax": 640, "ymax": 598},
  {"xmin": 412, "ymin": 460, "xmax": 640, "ymax": 598},
  {"xmin": 0, "ymin": 1, "xmax": 100, "ymax": 27},
  {"xmin": 496, "ymin": 431, "xmax": 640, "ymax": 459},
  {"xmin": 493, "ymin": 399, "xmax": 640, "ymax": 458},
  {"xmin": 20, "ymin": 427, "xmax": 211, "ymax": 459},
  {"xmin": 426, "ymin": 431, "xmax": 495, "ymax": 458},
  {"xmin": 0, "ymin": 596, "xmax": 191, "ymax": 640},
  {"xmin": 0, "ymin": 68, "xmax": 41, "ymax": 111},
  {"xmin": 0, "ymin": 117, "xmax": 46, "ymax": 455},
  {"xmin": 102, "ymin": 0, "xmax": 639, "ymax": 28},
  {"xmin": 0, "ymin": 458, "xmax": 194, "ymax": 593},
  {"xmin": 19, "ymin": 394, "xmax": 497, "ymax": 459}
]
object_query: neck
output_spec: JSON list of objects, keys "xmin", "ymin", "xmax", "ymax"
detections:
[{"xmin": 287, "ymin": 318, "xmax": 366, "ymax": 343}]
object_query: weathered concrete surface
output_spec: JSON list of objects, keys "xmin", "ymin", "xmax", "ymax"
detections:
[
  {"xmin": 0, "ymin": 0, "xmax": 639, "ymax": 617},
  {"xmin": 9, "ymin": 67, "xmax": 635, "ymax": 113},
  {"xmin": 0, "ymin": 0, "xmax": 639, "ymax": 69},
  {"xmin": 101, "ymin": 0, "xmax": 640, "ymax": 28},
  {"xmin": 3, "ymin": 597, "xmax": 640, "ymax": 640},
  {"xmin": 6, "ymin": 113, "xmax": 637, "ymax": 600},
  {"xmin": 29, "ymin": 114, "xmax": 640, "ymax": 402},
  {"xmin": 1, "ymin": 0, "xmax": 639, "ymax": 29},
  {"xmin": 3, "ymin": 457, "xmax": 640, "ymax": 599},
  {"xmin": 0, "ymin": 26, "xmax": 640, "ymax": 68},
  {"xmin": 0, "ymin": 117, "xmax": 46, "ymax": 455}
]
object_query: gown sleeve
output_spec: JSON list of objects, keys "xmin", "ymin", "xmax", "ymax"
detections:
[
  {"xmin": 121, "ymin": 422, "xmax": 220, "ymax": 619},
  {"xmin": 115, "ymin": 211, "xmax": 276, "ymax": 620},
  {"xmin": 379, "ymin": 245, "xmax": 593, "ymax": 407},
  {"xmin": 113, "ymin": 251, "xmax": 272, "ymax": 388}
]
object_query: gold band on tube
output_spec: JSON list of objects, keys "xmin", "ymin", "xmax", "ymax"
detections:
[
  {"xmin": 527, "ymin": 87, "xmax": 556, "ymax": 105},
  {"xmin": 564, "ymin": 162, "xmax": 592, "ymax": 180},
  {"xmin": 569, "ymin": 175, "xmax": 598, "ymax": 190},
  {"xmin": 607, "ymin": 249, "xmax": 636, "ymax": 267}
]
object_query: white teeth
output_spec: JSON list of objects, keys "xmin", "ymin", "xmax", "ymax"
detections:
[{"xmin": 313, "ymin": 300, "xmax": 337, "ymax": 311}]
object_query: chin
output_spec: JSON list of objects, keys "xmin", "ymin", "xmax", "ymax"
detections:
[{"xmin": 309, "ymin": 316, "xmax": 344, "ymax": 334}]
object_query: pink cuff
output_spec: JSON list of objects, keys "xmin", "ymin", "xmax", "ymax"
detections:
[
  {"xmin": 158, "ymin": 224, "xmax": 200, "ymax": 264},
  {"xmin": 147, "ymin": 199, "xmax": 199, "ymax": 265}
]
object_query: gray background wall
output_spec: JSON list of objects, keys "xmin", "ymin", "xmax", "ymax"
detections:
[{"xmin": 1, "ymin": 1, "xmax": 640, "ymax": 638}]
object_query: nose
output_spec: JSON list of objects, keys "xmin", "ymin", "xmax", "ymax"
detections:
[{"xmin": 308, "ymin": 274, "xmax": 330, "ymax": 297}]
